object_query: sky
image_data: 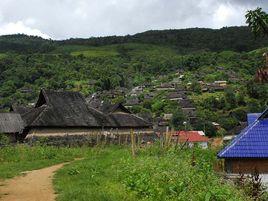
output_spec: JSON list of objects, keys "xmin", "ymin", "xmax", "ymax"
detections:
[{"xmin": 0, "ymin": 0, "xmax": 267, "ymax": 40}]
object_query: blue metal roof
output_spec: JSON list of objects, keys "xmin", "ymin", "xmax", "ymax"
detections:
[
  {"xmin": 247, "ymin": 113, "xmax": 261, "ymax": 125},
  {"xmin": 218, "ymin": 108, "xmax": 268, "ymax": 158}
]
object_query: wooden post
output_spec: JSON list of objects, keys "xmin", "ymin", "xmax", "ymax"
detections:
[
  {"xmin": 130, "ymin": 129, "xmax": 136, "ymax": 157},
  {"xmin": 118, "ymin": 130, "xmax": 121, "ymax": 145},
  {"xmin": 96, "ymin": 132, "xmax": 99, "ymax": 145},
  {"xmin": 125, "ymin": 134, "xmax": 128, "ymax": 144}
]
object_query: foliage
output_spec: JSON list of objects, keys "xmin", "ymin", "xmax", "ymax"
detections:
[
  {"xmin": 0, "ymin": 134, "xmax": 10, "ymax": 146},
  {"xmin": 246, "ymin": 8, "xmax": 268, "ymax": 37}
]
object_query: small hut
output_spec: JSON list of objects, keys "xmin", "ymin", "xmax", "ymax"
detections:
[{"xmin": 0, "ymin": 113, "xmax": 25, "ymax": 143}]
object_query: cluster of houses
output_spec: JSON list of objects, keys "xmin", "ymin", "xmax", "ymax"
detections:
[
  {"xmin": 1, "ymin": 89, "xmax": 153, "ymax": 144},
  {"xmin": 0, "ymin": 89, "xmax": 211, "ymax": 149}
]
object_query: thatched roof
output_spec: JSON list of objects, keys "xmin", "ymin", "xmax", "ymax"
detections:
[
  {"xmin": 10, "ymin": 104, "xmax": 33, "ymax": 115},
  {"xmin": 0, "ymin": 113, "xmax": 25, "ymax": 133},
  {"xmin": 101, "ymin": 103, "xmax": 131, "ymax": 114},
  {"xmin": 103, "ymin": 103, "xmax": 151, "ymax": 128},
  {"xmin": 106, "ymin": 113, "xmax": 151, "ymax": 128},
  {"xmin": 22, "ymin": 90, "xmax": 151, "ymax": 129},
  {"xmin": 23, "ymin": 89, "xmax": 104, "ymax": 128}
]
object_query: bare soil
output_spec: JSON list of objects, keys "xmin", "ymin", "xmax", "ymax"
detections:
[{"xmin": 0, "ymin": 162, "xmax": 68, "ymax": 201}]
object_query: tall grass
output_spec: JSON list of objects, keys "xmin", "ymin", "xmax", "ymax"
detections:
[{"xmin": 54, "ymin": 145, "xmax": 249, "ymax": 201}]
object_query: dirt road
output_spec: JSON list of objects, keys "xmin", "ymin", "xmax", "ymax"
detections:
[{"xmin": 0, "ymin": 162, "xmax": 68, "ymax": 201}]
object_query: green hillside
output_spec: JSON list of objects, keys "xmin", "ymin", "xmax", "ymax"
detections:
[{"xmin": 0, "ymin": 26, "xmax": 267, "ymax": 136}]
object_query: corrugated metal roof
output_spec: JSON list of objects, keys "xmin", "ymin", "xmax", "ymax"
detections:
[
  {"xmin": 0, "ymin": 113, "xmax": 25, "ymax": 133},
  {"xmin": 218, "ymin": 108, "xmax": 268, "ymax": 158},
  {"xmin": 173, "ymin": 131, "xmax": 209, "ymax": 142},
  {"xmin": 247, "ymin": 113, "xmax": 261, "ymax": 125}
]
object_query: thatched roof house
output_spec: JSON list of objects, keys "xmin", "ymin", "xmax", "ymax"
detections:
[
  {"xmin": 0, "ymin": 113, "xmax": 25, "ymax": 142},
  {"xmin": 21, "ymin": 89, "xmax": 152, "ymax": 139}
]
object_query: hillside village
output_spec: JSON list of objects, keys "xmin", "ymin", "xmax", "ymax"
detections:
[{"xmin": 0, "ymin": 26, "xmax": 268, "ymax": 201}]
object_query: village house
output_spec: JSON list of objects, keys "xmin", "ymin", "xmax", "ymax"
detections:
[
  {"xmin": 143, "ymin": 93, "xmax": 154, "ymax": 101},
  {"xmin": 0, "ymin": 113, "xmax": 25, "ymax": 143},
  {"xmin": 17, "ymin": 89, "xmax": 153, "ymax": 141},
  {"xmin": 167, "ymin": 92, "xmax": 187, "ymax": 101},
  {"xmin": 155, "ymin": 83, "xmax": 175, "ymax": 91},
  {"xmin": 218, "ymin": 107, "xmax": 268, "ymax": 173},
  {"xmin": 129, "ymin": 86, "xmax": 144, "ymax": 96},
  {"xmin": 179, "ymin": 99, "xmax": 196, "ymax": 122},
  {"xmin": 172, "ymin": 131, "xmax": 209, "ymax": 149},
  {"xmin": 125, "ymin": 96, "xmax": 140, "ymax": 108}
]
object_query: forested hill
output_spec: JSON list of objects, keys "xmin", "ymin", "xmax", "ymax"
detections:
[
  {"xmin": 62, "ymin": 26, "xmax": 268, "ymax": 52},
  {"xmin": 1, "ymin": 26, "xmax": 268, "ymax": 54},
  {"xmin": 0, "ymin": 25, "xmax": 268, "ymax": 135}
]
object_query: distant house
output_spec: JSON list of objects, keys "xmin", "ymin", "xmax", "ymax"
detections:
[
  {"xmin": 163, "ymin": 113, "xmax": 173, "ymax": 121},
  {"xmin": 179, "ymin": 99, "xmax": 196, "ymax": 120},
  {"xmin": 19, "ymin": 90, "xmax": 152, "ymax": 140},
  {"xmin": 144, "ymin": 93, "xmax": 154, "ymax": 101},
  {"xmin": 130, "ymin": 86, "xmax": 144, "ymax": 96},
  {"xmin": 0, "ymin": 113, "xmax": 25, "ymax": 142},
  {"xmin": 206, "ymin": 81, "xmax": 227, "ymax": 92},
  {"xmin": 155, "ymin": 83, "xmax": 175, "ymax": 91},
  {"xmin": 218, "ymin": 108, "xmax": 268, "ymax": 173},
  {"xmin": 167, "ymin": 92, "xmax": 187, "ymax": 101},
  {"xmin": 172, "ymin": 131, "xmax": 209, "ymax": 149},
  {"xmin": 125, "ymin": 97, "xmax": 140, "ymax": 108},
  {"xmin": 214, "ymin": 80, "xmax": 227, "ymax": 87}
]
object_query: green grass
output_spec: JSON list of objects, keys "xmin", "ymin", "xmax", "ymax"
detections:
[
  {"xmin": 54, "ymin": 145, "xmax": 248, "ymax": 201},
  {"xmin": 0, "ymin": 145, "xmax": 86, "ymax": 179},
  {"xmin": 53, "ymin": 43, "xmax": 180, "ymax": 58},
  {"xmin": 0, "ymin": 145, "xmax": 250, "ymax": 200},
  {"xmin": 71, "ymin": 48, "xmax": 119, "ymax": 58}
]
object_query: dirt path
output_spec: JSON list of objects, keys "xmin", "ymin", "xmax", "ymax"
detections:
[{"xmin": 0, "ymin": 162, "xmax": 69, "ymax": 201}]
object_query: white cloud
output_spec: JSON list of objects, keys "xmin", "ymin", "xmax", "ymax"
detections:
[
  {"xmin": 0, "ymin": 21, "xmax": 51, "ymax": 39},
  {"xmin": 212, "ymin": 3, "xmax": 250, "ymax": 28},
  {"xmin": 0, "ymin": 0, "xmax": 266, "ymax": 39}
]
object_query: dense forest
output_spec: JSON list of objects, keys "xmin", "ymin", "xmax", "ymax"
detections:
[{"xmin": 0, "ymin": 26, "xmax": 268, "ymax": 136}]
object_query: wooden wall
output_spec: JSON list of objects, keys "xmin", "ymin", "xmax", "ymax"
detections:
[
  {"xmin": 225, "ymin": 158, "xmax": 268, "ymax": 174},
  {"xmin": 24, "ymin": 127, "xmax": 155, "ymax": 146}
]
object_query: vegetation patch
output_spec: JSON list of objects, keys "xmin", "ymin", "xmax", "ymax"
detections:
[
  {"xmin": 0, "ymin": 145, "xmax": 85, "ymax": 179},
  {"xmin": 54, "ymin": 146, "xmax": 248, "ymax": 201}
]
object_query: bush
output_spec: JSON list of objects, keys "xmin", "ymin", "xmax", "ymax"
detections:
[{"xmin": 0, "ymin": 134, "xmax": 10, "ymax": 146}]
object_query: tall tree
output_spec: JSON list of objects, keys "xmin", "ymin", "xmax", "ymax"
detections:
[{"xmin": 246, "ymin": 8, "xmax": 268, "ymax": 36}]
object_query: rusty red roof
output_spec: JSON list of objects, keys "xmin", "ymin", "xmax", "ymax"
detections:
[{"xmin": 173, "ymin": 131, "xmax": 209, "ymax": 142}]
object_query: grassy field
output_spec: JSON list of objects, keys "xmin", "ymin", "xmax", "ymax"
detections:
[
  {"xmin": 0, "ymin": 145, "xmax": 86, "ymax": 179},
  {"xmin": 0, "ymin": 145, "xmax": 252, "ymax": 200}
]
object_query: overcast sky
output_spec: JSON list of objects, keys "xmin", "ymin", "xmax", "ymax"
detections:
[{"xmin": 0, "ymin": 0, "xmax": 267, "ymax": 39}]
